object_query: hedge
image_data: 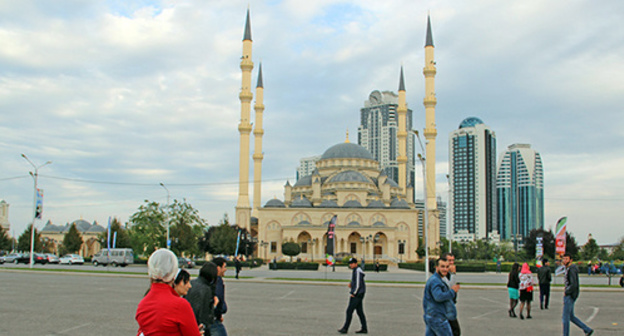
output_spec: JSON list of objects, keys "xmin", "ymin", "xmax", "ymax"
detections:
[{"xmin": 269, "ymin": 262, "xmax": 319, "ymax": 270}]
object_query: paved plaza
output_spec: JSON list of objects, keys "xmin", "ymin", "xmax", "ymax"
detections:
[{"xmin": 0, "ymin": 268, "xmax": 622, "ymax": 335}]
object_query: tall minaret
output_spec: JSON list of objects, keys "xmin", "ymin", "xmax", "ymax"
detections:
[
  {"xmin": 236, "ymin": 9, "xmax": 254, "ymax": 231},
  {"xmin": 397, "ymin": 66, "xmax": 408, "ymax": 195},
  {"xmin": 423, "ymin": 15, "xmax": 440, "ymax": 248},
  {"xmin": 252, "ymin": 64, "xmax": 264, "ymax": 217}
]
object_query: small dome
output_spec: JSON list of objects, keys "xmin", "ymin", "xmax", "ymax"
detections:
[
  {"xmin": 291, "ymin": 196, "xmax": 312, "ymax": 208},
  {"xmin": 265, "ymin": 199, "xmax": 286, "ymax": 208},
  {"xmin": 343, "ymin": 200, "xmax": 363, "ymax": 208},
  {"xmin": 372, "ymin": 221, "xmax": 387, "ymax": 227},
  {"xmin": 390, "ymin": 198, "xmax": 410, "ymax": 209},
  {"xmin": 321, "ymin": 142, "xmax": 374, "ymax": 160},
  {"xmin": 293, "ymin": 175, "xmax": 312, "ymax": 187},
  {"xmin": 366, "ymin": 200, "xmax": 386, "ymax": 208},
  {"xmin": 329, "ymin": 170, "xmax": 372, "ymax": 184},
  {"xmin": 319, "ymin": 199, "xmax": 339, "ymax": 208},
  {"xmin": 385, "ymin": 178, "xmax": 399, "ymax": 188},
  {"xmin": 459, "ymin": 117, "xmax": 484, "ymax": 129}
]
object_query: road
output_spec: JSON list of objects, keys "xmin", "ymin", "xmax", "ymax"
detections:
[{"xmin": 0, "ymin": 269, "xmax": 622, "ymax": 335}]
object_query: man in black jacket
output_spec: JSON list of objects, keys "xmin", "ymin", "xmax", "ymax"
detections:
[
  {"xmin": 562, "ymin": 254, "xmax": 593, "ymax": 336},
  {"xmin": 212, "ymin": 257, "xmax": 228, "ymax": 336},
  {"xmin": 537, "ymin": 258, "xmax": 552, "ymax": 309},
  {"xmin": 186, "ymin": 262, "xmax": 218, "ymax": 332},
  {"xmin": 338, "ymin": 258, "xmax": 367, "ymax": 334}
]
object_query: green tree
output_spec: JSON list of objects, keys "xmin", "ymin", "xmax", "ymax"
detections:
[
  {"xmin": 60, "ymin": 223, "xmax": 83, "ymax": 255},
  {"xmin": 17, "ymin": 226, "xmax": 42, "ymax": 252},
  {"xmin": 168, "ymin": 200, "xmax": 207, "ymax": 257},
  {"xmin": 207, "ymin": 215, "xmax": 238, "ymax": 256},
  {"xmin": 610, "ymin": 237, "xmax": 624, "ymax": 260},
  {"xmin": 581, "ymin": 238, "xmax": 600, "ymax": 260},
  {"xmin": 523, "ymin": 229, "xmax": 556, "ymax": 260},
  {"xmin": 98, "ymin": 218, "xmax": 132, "ymax": 249},
  {"xmin": 416, "ymin": 236, "xmax": 425, "ymax": 258},
  {"xmin": 128, "ymin": 201, "xmax": 166, "ymax": 257},
  {"xmin": 565, "ymin": 232, "xmax": 580, "ymax": 259},
  {"xmin": 282, "ymin": 242, "xmax": 301, "ymax": 262},
  {"xmin": 0, "ymin": 227, "xmax": 12, "ymax": 251}
]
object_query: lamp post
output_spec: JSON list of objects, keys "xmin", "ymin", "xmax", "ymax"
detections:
[
  {"xmin": 159, "ymin": 183, "xmax": 170, "ymax": 249},
  {"xmin": 359, "ymin": 234, "xmax": 372, "ymax": 269},
  {"xmin": 21, "ymin": 154, "xmax": 51, "ymax": 269},
  {"xmin": 412, "ymin": 130, "xmax": 430, "ymax": 280}
]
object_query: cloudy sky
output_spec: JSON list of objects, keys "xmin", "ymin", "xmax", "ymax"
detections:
[{"xmin": 1, "ymin": 0, "xmax": 622, "ymax": 246}]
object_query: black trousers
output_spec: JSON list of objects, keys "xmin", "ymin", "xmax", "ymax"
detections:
[
  {"xmin": 449, "ymin": 319, "xmax": 461, "ymax": 336},
  {"xmin": 539, "ymin": 283, "xmax": 550, "ymax": 307},
  {"xmin": 342, "ymin": 293, "xmax": 367, "ymax": 331}
]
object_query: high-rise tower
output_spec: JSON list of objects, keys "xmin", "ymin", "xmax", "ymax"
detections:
[
  {"xmin": 423, "ymin": 15, "xmax": 440, "ymax": 250},
  {"xmin": 497, "ymin": 144, "xmax": 544, "ymax": 243},
  {"xmin": 236, "ymin": 9, "xmax": 253, "ymax": 231},
  {"xmin": 449, "ymin": 117, "xmax": 497, "ymax": 241},
  {"xmin": 252, "ymin": 64, "xmax": 265, "ymax": 217}
]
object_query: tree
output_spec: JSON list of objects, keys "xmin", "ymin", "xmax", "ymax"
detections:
[
  {"xmin": 168, "ymin": 200, "xmax": 207, "ymax": 257},
  {"xmin": 0, "ymin": 227, "xmax": 12, "ymax": 251},
  {"xmin": 581, "ymin": 238, "xmax": 600, "ymax": 260},
  {"xmin": 565, "ymin": 232, "xmax": 580, "ymax": 259},
  {"xmin": 610, "ymin": 237, "xmax": 624, "ymax": 260},
  {"xmin": 128, "ymin": 201, "xmax": 166, "ymax": 257},
  {"xmin": 97, "ymin": 218, "xmax": 132, "ymax": 249},
  {"xmin": 17, "ymin": 226, "xmax": 42, "ymax": 252},
  {"xmin": 60, "ymin": 223, "xmax": 83, "ymax": 255},
  {"xmin": 282, "ymin": 242, "xmax": 301, "ymax": 262},
  {"xmin": 523, "ymin": 229, "xmax": 556, "ymax": 260},
  {"xmin": 416, "ymin": 236, "xmax": 425, "ymax": 258},
  {"xmin": 207, "ymin": 214, "xmax": 238, "ymax": 256}
]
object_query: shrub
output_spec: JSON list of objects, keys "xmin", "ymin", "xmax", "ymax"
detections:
[{"xmin": 269, "ymin": 262, "xmax": 319, "ymax": 270}]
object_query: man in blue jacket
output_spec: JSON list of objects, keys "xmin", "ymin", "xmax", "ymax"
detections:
[
  {"xmin": 338, "ymin": 257, "xmax": 367, "ymax": 334},
  {"xmin": 423, "ymin": 257, "xmax": 460, "ymax": 336}
]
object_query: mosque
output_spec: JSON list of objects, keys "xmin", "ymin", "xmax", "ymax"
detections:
[{"xmin": 234, "ymin": 11, "xmax": 440, "ymax": 263}]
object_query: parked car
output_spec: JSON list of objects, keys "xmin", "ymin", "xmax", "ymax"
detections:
[
  {"xmin": 178, "ymin": 257, "xmax": 195, "ymax": 269},
  {"xmin": 4, "ymin": 253, "xmax": 23, "ymax": 264},
  {"xmin": 44, "ymin": 253, "xmax": 60, "ymax": 264},
  {"xmin": 59, "ymin": 254, "xmax": 84, "ymax": 265},
  {"xmin": 0, "ymin": 256, "xmax": 4, "ymax": 264},
  {"xmin": 92, "ymin": 248, "xmax": 134, "ymax": 267},
  {"xmin": 16, "ymin": 253, "xmax": 48, "ymax": 264}
]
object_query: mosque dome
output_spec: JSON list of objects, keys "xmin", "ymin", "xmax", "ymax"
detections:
[
  {"xmin": 366, "ymin": 200, "xmax": 386, "ymax": 208},
  {"xmin": 291, "ymin": 196, "xmax": 312, "ymax": 208},
  {"xmin": 293, "ymin": 175, "xmax": 312, "ymax": 187},
  {"xmin": 319, "ymin": 199, "xmax": 339, "ymax": 208},
  {"xmin": 71, "ymin": 219, "xmax": 92, "ymax": 232},
  {"xmin": 459, "ymin": 117, "xmax": 484, "ymax": 129},
  {"xmin": 343, "ymin": 200, "xmax": 363, "ymax": 208},
  {"xmin": 390, "ymin": 198, "xmax": 410, "ymax": 209},
  {"xmin": 328, "ymin": 170, "xmax": 373, "ymax": 184},
  {"xmin": 265, "ymin": 199, "xmax": 286, "ymax": 208},
  {"xmin": 321, "ymin": 142, "xmax": 374, "ymax": 160}
]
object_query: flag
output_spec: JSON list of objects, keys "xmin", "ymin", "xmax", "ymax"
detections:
[
  {"xmin": 555, "ymin": 216, "xmax": 567, "ymax": 255},
  {"xmin": 112, "ymin": 231, "xmax": 117, "ymax": 249},
  {"xmin": 107, "ymin": 217, "xmax": 111, "ymax": 251},
  {"xmin": 35, "ymin": 189, "xmax": 43, "ymax": 219},
  {"xmin": 325, "ymin": 215, "xmax": 337, "ymax": 265},
  {"xmin": 235, "ymin": 230, "xmax": 242, "ymax": 257}
]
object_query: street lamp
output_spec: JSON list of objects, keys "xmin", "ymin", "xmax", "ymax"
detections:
[
  {"xmin": 412, "ymin": 130, "xmax": 430, "ymax": 280},
  {"xmin": 21, "ymin": 154, "xmax": 51, "ymax": 269},
  {"xmin": 359, "ymin": 234, "xmax": 372, "ymax": 269},
  {"xmin": 159, "ymin": 183, "xmax": 170, "ymax": 249}
]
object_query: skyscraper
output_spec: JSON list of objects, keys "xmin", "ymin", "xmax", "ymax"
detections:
[
  {"xmin": 296, "ymin": 155, "xmax": 321, "ymax": 181},
  {"xmin": 358, "ymin": 90, "xmax": 415, "ymax": 193},
  {"xmin": 449, "ymin": 117, "xmax": 498, "ymax": 241},
  {"xmin": 496, "ymin": 144, "xmax": 544, "ymax": 243}
]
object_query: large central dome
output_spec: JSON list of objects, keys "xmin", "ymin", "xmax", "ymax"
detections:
[{"xmin": 321, "ymin": 142, "xmax": 374, "ymax": 160}]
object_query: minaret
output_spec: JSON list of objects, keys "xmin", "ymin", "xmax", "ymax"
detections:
[
  {"xmin": 397, "ymin": 66, "xmax": 408, "ymax": 195},
  {"xmin": 423, "ymin": 15, "xmax": 440, "ymax": 248},
  {"xmin": 252, "ymin": 63, "xmax": 264, "ymax": 217},
  {"xmin": 236, "ymin": 9, "xmax": 253, "ymax": 231}
]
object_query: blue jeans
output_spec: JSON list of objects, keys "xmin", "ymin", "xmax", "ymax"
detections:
[
  {"xmin": 424, "ymin": 315, "xmax": 453, "ymax": 336},
  {"xmin": 562, "ymin": 295, "xmax": 592, "ymax": 336},
  {"xmin": 209, "ymin": 321, "xmax": 228, "ymax": 336}
]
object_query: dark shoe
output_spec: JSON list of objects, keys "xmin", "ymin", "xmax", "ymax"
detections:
[
  {"xmin": 355, "ymin": 330, "xmax": 368, "ymax": 334},
  {"xmin": 508, "ymin": 309, "xmax": 513, "ymax": 317},
  {"xmin": 545, "ymin": 306, "xmax": 549, "ymax": 310},
  {"xmin": 585, "ymin": 330, "xmax": 594, "ymax": 336},
  {"xmin": 338, "ymin": 329, "xmax": 348, "ymax": 334},
  {"xmin": 527, "ymin": 315, "xmax": 532, "ymax": 319},
  {"xmin": 520, "ymin": 313, "xmax": 524, "ymax": 320},
  {"xmin": 540, "ymin": 303, "xmax": 543, "ymax": 310}
]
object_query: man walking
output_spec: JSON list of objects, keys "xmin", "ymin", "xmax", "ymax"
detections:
[
  {"xmin": 423, "ymin": 257, "xmax": 459, "ymax": 336},
  {"xmin": 537, "ymin": 258, "xmax": 552, "ymax": 310},
  {"xmin": 562, "ymin": 253, "xmax": 593, "ymax": 336},
  {"xmin": 212, "ymin": 257, "xmax": 229, "ymax": 336},
  {"xmin": 234, "ymin": 256, "xmax": 241, "ymax": 279},
  {"xmin": 338, "ymin": 257, "xmax": 367, "ymax": 334},
  {"xmin": 441, "ymin": 252, "xmax": 460, "ymax": 336}
]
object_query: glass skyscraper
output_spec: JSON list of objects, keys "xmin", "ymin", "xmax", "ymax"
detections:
[
  {"xmin": 496, "ymin": 144, "xmax": 544, "ymax": 242},
  {"xmin": 449, "ymin": 117, "xmax": 498, "ymax": 241}
]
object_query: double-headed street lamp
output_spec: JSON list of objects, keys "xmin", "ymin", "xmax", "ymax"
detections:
[
  {"xmin": 159, "ymin": 183, "xmax": 171, "ymax": 249},
  {"xmin": 412, "ymin": 130, "xmax": 430, "ymax": 280},
  {"xmin": 21, "ymin": 154, "xmax": 52, "ymax": 269}
]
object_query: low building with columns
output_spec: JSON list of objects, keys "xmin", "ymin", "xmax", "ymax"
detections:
[{"xmin": 256, "ymin": 141, "xmax": 421, "ymax": 263}]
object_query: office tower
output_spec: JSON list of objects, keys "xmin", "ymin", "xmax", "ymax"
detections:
[
  {"xmin": 449, "ymin": 117, "xmax": 497, "ymax": 241},
  {"xmin": 415, "ymin": 197, "xmax": 447, "ymax": 239},
  {"xmin": 296, "ymin": 155, "xmax": 321, "ymax": 181},
  {"xmin": 497, "ymin": 144, "xmax": 544, "ymax": 243}
]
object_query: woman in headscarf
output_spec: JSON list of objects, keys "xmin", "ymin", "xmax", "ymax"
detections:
[
  {"xmin": 518, "ymin": 262, "xmax": 534, "ymax": 319},
  {"xmin": 136, "ymin": 249, "xmax": 204, "ymax": 336},
  {"xmin": 507, "ymin": 262, "xmax": 520, "ymax": 317}
]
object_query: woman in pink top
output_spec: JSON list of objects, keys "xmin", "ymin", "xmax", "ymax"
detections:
[
  {"xmin": 136, "ymin": 249, "xmax": 204, "ymax": 336},
  {"xmin": 518, "ymin": 262, "xmax": 534, "ymax": 320}
]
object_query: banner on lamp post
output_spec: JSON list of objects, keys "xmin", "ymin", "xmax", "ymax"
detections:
[
  {"xmin": 555, "ymin": 217, "xmax": 567, "ymax": 256},
  {"xmin": 35, "ymin": 189, "xmax": 43, "ymax": 219}
]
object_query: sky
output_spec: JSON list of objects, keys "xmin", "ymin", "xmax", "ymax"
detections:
[{"xmin": 1, "ymin": 0, "xmax": 623, "ymax": 246}]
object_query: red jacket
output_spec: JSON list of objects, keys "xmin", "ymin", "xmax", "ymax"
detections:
[{"xmin": 136, "ymin": 283, "xmax": 201, "ymax": 336}]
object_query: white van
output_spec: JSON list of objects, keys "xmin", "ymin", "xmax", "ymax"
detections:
[{"xmin": 92, "ymin": 248, "xmax": 134, "ymax": 267}]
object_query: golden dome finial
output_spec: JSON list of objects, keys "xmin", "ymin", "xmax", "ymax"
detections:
[{"xmin": 345, "ymin": 129, "xmax": 350, "ymax": 143}]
